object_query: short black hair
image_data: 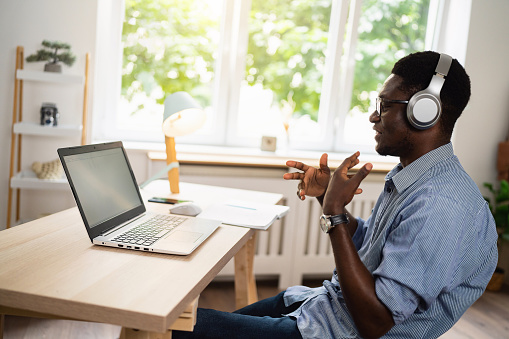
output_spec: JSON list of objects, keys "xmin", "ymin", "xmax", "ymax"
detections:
[{"xmin": 391, "ymin": 51, "xmax": 471, "ymax": 137}]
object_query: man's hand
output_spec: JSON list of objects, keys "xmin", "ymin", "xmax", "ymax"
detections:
[
  {"xmin": 283, "ymin": 153, "xmax": 331, "ymax": 200},
  {"xmin": 323, "ymin": 152, "xmax": 372, "ymax": 215}
]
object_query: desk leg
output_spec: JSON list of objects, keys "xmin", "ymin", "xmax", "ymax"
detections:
[
  {"xmin": 234, "ymin": 232, "xmax": 258, "ymax": 310},
  {"xmin": 120, "ymin": 327, "xmax": 172, "ymax": 339},
  {"xmin": 0, "ymin": 314, "xmax": 4, "ymax": 339}
]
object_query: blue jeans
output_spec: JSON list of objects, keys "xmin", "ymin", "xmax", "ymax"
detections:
[{"xmin": 172, "ymin": 291, "xmax": 303, "ymax": 339}]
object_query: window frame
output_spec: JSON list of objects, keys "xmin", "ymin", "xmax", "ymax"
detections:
[{"xmin": 92, "ymin": 0, "xmax": 464, "ymax": 156}]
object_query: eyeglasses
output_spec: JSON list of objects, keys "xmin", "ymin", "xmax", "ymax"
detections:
[{"xmin": 375, "ymin": 97, "xmax": 409, "ymax": 117}]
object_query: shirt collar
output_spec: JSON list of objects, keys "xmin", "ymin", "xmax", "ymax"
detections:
[{"xmin": 385, "ymin": 142, "xmax": 455, "ymax": 193}]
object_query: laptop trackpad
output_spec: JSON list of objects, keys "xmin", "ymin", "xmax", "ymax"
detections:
[{"xmin": 166, "ymin": 230, "xmax": 203, "ymax": 243}]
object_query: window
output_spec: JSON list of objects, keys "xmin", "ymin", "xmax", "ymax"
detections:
[
  {"xmin": 230, "ymin": 0, "xmax": 332, "ymax": 149},
  {"xmin": 95, "ymin": 0, "xmax": 441, "ymax": 154},
  {"xmin": 116, "ymin": 0, "xmax": 222, "ymax": 144},
  {"xmin": 340, "ymin": 0, "xmax": 434, "ymax": 152}
]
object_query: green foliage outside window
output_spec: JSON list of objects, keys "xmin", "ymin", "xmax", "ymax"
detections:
[
  {"xmin": 121, "ymin": 0, "xmax": 430, "ymax": 121},
  {"xmin": 352, "ymin": 0, "xmax": 430, "ymax": 114},
  {"xmin": 122, "ymin": 0, "xmax": 219, "ymax": 111},
  {"xmin": 245, "ymin": 0, "xmax": 331, "ymax": 121}
]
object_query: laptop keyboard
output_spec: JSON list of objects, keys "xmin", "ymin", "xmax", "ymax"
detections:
[{"xmin": 112, "ymin": 214, "xmax": 186, "ymax": 247}]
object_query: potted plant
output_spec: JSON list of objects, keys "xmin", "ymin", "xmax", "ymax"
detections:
[
  {"xmin": 484, "ymin": 179, "xmax": 509, "ymax": 291},
  {"xmin": 26, "ymin": 40, "xmax": 76, "ymax": 73}
]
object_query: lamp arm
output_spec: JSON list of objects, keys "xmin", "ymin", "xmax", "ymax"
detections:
[{"xmin": 139, "ymin": 162, "xmax": 179, "ymax": 189}]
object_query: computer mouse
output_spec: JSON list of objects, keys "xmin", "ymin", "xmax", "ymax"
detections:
[{"xmin": 169, "ymin": 202, "xmax": 202, "ymax": 217}]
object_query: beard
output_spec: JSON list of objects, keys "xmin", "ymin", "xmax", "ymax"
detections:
[{"xmin": 375, "ymin": 130, "xmax": 414, "ymax": 157}]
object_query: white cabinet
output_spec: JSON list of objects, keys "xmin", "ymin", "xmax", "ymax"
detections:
[{"xmin": 7, "ymin": 46, "xmax": 90, "ymax": 227}]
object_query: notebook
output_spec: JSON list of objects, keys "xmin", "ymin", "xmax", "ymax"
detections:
[
  {"xmin": 199, "ymin": 200, "xmax": 289, "ymax": 230},
  {"xmin": 57, "ymin": 141, "xmax": 220, "ymax": 255}
]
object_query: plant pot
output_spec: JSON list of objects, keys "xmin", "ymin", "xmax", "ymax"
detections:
[
  {"xmin": 486, "ymin": 267, "xmax": 505, "ymax": 291},
  {"xmin": 44, "ymin": 62, "xmax": 62, "ymax": 73}
]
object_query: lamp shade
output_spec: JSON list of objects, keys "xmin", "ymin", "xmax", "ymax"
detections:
[{"xmin": 162, "ymin": 92, "xmax": 206, "ymax": 137}]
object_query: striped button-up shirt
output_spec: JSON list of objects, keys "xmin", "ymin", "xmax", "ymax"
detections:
[{"xmin": 284, "ymin": 143, "xmax": 498, "ymax": 338}]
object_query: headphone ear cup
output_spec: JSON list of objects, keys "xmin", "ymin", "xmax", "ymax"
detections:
[
  {"xmin": 406, "ymin": 53, "xmax": 452, "ymax": 130},
  {"xmin": 407, "ymin": 91, "xmax": 441, "ymax": 130}
]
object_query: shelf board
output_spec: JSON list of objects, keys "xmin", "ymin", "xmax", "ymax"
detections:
[
  {"xmin": 10, "ymin": 171, "xmax": 69, "ymax": 190},
  {"xmin": 16, "ymin": 69, "xmax": 84, "ymax": 84},
  {"xmin": 13, "ymin": 122, "xmax": 82, "ymax": 137}
]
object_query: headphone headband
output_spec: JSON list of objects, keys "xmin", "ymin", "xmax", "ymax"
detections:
[{"xmin": 435, "ymin": 53, "xmax": 453, "ymax": 77}]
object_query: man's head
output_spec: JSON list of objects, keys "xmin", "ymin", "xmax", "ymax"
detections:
[
  {"xmin": 370, "ymin": 51, "xmax": 471, "ymax": 165},
  {"xmin": 391, "ymin": 51, "xmax": 471, "ymax": 138}
]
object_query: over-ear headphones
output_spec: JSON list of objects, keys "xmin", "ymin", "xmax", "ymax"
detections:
[{"xmin": 407, "ymin": 53, "xmax": 453, "ymax": 130}]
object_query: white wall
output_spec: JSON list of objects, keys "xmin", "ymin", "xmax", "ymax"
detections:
[{"xmin": 455, "ymin": 0, "xmax": 509, "ymax": 186}]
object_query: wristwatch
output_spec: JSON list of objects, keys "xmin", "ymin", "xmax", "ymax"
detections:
[{"xmin": 320, "ymin": 213, "xmax": 349, "ymax": 233}]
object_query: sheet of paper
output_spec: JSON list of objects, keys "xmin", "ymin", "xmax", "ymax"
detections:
[{"xmin": 198, "ymin": 200, "xmax": 289, "ymax": 230}]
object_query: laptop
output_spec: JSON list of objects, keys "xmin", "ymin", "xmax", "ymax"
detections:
[{"xmin": 57, "ymin": 141, "xmax": 221, "ymax": 255}]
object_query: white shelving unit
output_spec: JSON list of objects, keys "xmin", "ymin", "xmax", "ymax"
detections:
[
  {"xmin": 16, "ymin": 69, "xmax": 84, "ymax": 84},
  {"xmin": 13, "ymin": 122, "xmax": 82, "ymax": 137},
  {"xmin": 10, "ymin": 171, "xmax": 68, "ymax": 190},
  {"xmin": 7, "ymin": 46, "xmax": 90, "ymax": 228}
]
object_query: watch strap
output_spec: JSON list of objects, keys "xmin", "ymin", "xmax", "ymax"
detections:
[{"xmin": 328, "ymin": 213, "xmax": 349, "ymax": 226}]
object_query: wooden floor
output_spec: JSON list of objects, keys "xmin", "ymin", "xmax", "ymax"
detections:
[{"xmin": 2, "ymin": 279, "xmax": 509, "ymax": 338}]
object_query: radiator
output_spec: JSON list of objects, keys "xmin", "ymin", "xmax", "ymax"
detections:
[{"xmin": 180, "ymin": 172, "xmax": 384, "ymax": 290}]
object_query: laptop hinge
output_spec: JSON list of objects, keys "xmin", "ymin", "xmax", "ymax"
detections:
[{"xmin": 102, "ymin": 214, "xmax": 145, "ymax": 236}]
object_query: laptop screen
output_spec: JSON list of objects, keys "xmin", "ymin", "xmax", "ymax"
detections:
[{"xmin": 58, "ymin": 142, "xmax": 146, "ymax": 240}]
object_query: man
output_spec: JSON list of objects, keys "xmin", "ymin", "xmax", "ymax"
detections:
[{"xmin": 174, "ymin": 51, "xmax": 498, "ymax": 339}]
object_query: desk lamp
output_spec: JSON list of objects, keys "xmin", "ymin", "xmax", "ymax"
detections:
[
  {"xmin": 140, "ymin": 92, "xmax": 205, "ymax": 192},
  {"xmin": 162, "ymin": 92, "xmax": 206, "ymax": 193}
]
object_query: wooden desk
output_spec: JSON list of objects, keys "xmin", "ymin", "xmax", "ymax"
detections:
[{"xmin": 0, "ymin": 182, "xmax": 283, "ymax": 338}]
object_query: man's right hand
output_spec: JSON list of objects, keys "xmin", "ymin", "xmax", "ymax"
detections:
[{"xmin": 283, "ymin": 153, "xmax": 331, "ymax": 200}]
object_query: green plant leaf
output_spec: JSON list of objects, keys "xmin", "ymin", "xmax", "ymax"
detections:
[
  {"xmin": 485, "ymin": 180, "xmax": 509, "ymax": 234},
  {"xmin": 42, "ymin": 40, "xmax": 71, "ymax": 50},
  {"xmin": 26, "ymin": 40, "xmax": 75, "ymax": 66},
  {"xmin": 497, "ymin": 180, "xmax": 509, "ymax": 203}
]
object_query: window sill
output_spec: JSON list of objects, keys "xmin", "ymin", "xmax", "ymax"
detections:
[{"xmin": 121, "ymin": 141, "xmax": 398, "ymax": 174}]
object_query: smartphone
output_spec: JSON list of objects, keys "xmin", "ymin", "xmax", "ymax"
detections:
[{"xmin": 148, "ymin": 197, "xmax": 191, "ymax": 204}]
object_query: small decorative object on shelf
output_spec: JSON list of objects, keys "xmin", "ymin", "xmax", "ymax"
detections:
[
  {"xmin": 261, "ymin": 136, "xmax": 277, "ymax": 152},
  {"xmin": 32, "ymin": 159, "xmax": 63, "ymax": 180},
  {"xmin": 40, "ymin": 102, "xmax": 59, "ymax": 126},
  {"xmin": 26, "ymin": 40, "xmax": 76, "ymax": 73}
]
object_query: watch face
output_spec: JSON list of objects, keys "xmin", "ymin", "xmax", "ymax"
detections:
[{"xmin": 320, "ymin": 215, "xmax": 331, "ymax": 233}]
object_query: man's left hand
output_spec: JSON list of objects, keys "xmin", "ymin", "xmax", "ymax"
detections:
[{"xmin": 322, "ymin": 152, "xmax": 372, "ymax": 215}]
